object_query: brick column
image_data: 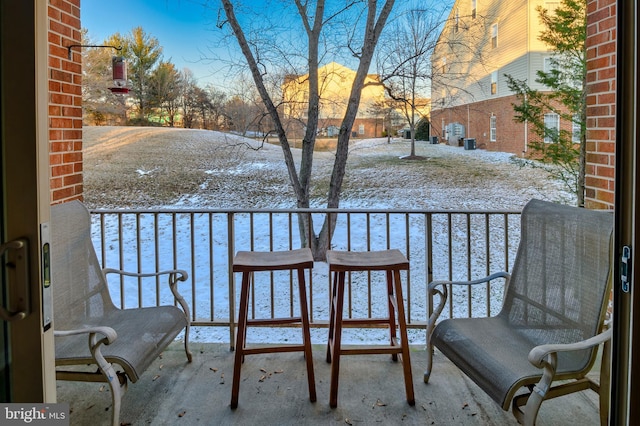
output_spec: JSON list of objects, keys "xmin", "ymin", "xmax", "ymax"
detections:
[
  {"xmin": 48, "ymin": 0, "xmax": 83, "ymax": 203},
  {"xmin": 585, "ymin": 0, "xmax": 616, "ymax": 209}
]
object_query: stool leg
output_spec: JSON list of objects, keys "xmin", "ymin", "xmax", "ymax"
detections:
[
  {"xmin": 386, "ymin": 270, "xmax": 399, "ymax": 362},
  {"xmin": 326, "ymin": 270, "xmax": 339, "ymax": 363},
  {"xmin": 329, "ymin": 271, "xmax": 345, "ymax": 408},
  {"xmin": 297, "ymin": 267, "xmax": 317, "ymax": 403},
  {"xmin": 231, "ymin": 271, "xmax": 251, "ymax": 409},
  {"xmin": 393, "ymin": 269, "xmax": 415, "ymax": 406}
]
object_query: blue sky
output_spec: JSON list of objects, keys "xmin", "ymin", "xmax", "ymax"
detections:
[
  {"xmin": 81, "ymin": 1, "xmax": 453, "ymax": 89},
  {"xmin": 81, "ymin": 0, "xmax": 226, "ymax": 86}
]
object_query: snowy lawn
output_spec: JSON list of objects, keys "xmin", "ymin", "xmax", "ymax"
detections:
[{"xmin": 83, "ymin": 126, "xmax": 575, "ymax": 344}]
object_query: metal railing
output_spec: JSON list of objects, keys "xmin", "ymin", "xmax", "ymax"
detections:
[{"xmin": 90, "ymin": 208, "xmax": 521, "ymax": 346}]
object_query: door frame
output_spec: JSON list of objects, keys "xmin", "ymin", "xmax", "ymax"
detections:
[
  {"xmin": 612, "ymin": 0, "xmax": 639, "ymax": 423},
  {"xmin": 0, "ymin": 0, "xmax": 56, "ymax": 402}
]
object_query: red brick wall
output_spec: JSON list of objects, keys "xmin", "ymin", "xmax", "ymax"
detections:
[
  {"xmin": 585, "ymin": 0, "xmax": 616, "ymax": 209},
  {"xmin": 48, "ymin": 0, "xmax": 83, "ymax": 204},
  {"xmin": 429, "ymin": 95, "xmax": 575, "ymax": 155}
]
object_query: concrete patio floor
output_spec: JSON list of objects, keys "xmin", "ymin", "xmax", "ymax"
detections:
[{"xmin": 56, "ymin": 342, "xmax": 602, "ymax": 425}]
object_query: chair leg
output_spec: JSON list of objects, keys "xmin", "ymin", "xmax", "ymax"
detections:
[
  {"xmin": 329, "ymin": 271, "xmax": 345, "ymax": 408},
  {"xmin": 386, "ymin": 270, "xmax": 398, "ymax": 362},
  {"xmin": 107, "ymin": 372, "xmax": 126, "ymax": 426},
  {"xmin": 326, "ymin": 271, "xmax": 339, "ymax": 363},
  {"xmin": 297, "ymin": 267, "xmax": 316, "ymax": 403},
  {"xmin": 393, "ymin": 269, "xmax": 415, "ymax": 406},
  {"xmin": 599, "ymin": 339, "xmax": 611, "ymax": 426},
  {"xmin": 183, "ymin": 324, "xmax": 193, "ymax": 363},
  {"xmin": 230, "ymin": 272, "xmax": 251, "ymax": 409}
]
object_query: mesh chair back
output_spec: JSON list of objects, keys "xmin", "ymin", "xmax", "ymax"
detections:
[
  {"xmin": 498, "ymin": 199, "xmax": 613, "ymax": 369},
  {"xmin": 51, "ymin": 200, "xmax": 117, "ymax": 329}
]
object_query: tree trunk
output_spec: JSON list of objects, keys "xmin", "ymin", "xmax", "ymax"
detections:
[{"xmin": 223, "ymin": 0, "xmax": 395, "ymax": 260}]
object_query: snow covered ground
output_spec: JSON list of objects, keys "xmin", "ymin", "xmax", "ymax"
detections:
[{"xmin": 84, "ymin": 126, "xmax": 576, "ymax": 345}]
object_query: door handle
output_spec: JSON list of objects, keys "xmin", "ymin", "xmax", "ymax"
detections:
[{"xmin": 0, "ymin": 238, "xmax": 30, "ymax": 321}]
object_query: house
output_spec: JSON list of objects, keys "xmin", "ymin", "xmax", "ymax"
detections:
[
  {"xmin": 281, "ymin": 62, "xmax": 388, "ymax": 139},
  {"xmin": 430, "ymin": 0, "xmax": 575, "ymax": 153}
]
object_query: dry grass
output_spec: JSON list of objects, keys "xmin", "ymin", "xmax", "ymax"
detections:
[{"xmin": 82, "ymin": 126, "xmax": 573, "ymax": 210}]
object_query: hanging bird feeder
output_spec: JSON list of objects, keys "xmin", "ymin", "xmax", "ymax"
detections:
[
  {"xmin": 66, "ymin": 44, "xmax": 129, "ymax": 94},
  {"xmin": 109, "ymin": 56, "xmax": 129, "ymax": 94}
]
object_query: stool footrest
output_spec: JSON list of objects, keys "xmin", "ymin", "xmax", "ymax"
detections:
[
  {"xmin": 337, "ymin": 345, "xmax": 403, "ymax": 356},
  {"xmin": 241, "ymin": 344, "xmax": 307, "ymax": 356},
  {"xmin": 246, "ymin": 317, "xmax": 302, "ymax": 326},
  {"xmin": 339, "ymin": 318, "xmax": 392, "ymax": 327}
]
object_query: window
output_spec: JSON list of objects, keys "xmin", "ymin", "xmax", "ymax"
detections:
[
  {"xmin": 572, "ymin": 114, "xmax": 581, "ymax": 143},
  {"xmin": 491, "ymin": 23, "xmax": 498, "ymax": 48},
  {"xmin": 471, "ymin": 0, "xmax": 477, "ymax": 19},
  {"xmin": 544, "ymin": 113, "xmax": 560, "ymax": 143},
  {"xmin": 490, "ymin": 115, "xmax": 496, "ymax": 141},
  {"xmin": 358, "ymin": 124, "xmax": 365, "ymax": 135},
  {"xmin": 491, "ymin": 71, "xmax": 498, "ymax": 95}
]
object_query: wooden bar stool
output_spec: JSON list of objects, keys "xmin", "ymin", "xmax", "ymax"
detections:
[
  {"xmin": 326, "ymin": 249, "xmax": 414, "ymax": 408},
  {"xmin": 230, "ymin": 248, "xmax": 316, "ymax": 409}
]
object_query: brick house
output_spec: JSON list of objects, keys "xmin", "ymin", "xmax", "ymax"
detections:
[
  {"xmin": 281, "ymin": 62, "xmax": 389, "ymax": 139},
  {"xmin": 430, "ymin": 0, "xmax": 578, "ymax": 154}
]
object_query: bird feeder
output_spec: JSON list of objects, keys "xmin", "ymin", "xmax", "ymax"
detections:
[
  {"xmin": 66, "ymin": 44, "xmax": 129, "ymax": 94},
  {"xmin": 109, "ymin": 56, "xmax": 129, "ymax": 94}
]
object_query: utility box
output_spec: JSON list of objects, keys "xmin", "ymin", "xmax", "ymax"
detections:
[
  {"xmin": 464, "ymin": 138, "xmax": 476, "ymax": 150},
  {"xmin": 430, "ymin": 136, "xmax": 439, "ymax": 144}
]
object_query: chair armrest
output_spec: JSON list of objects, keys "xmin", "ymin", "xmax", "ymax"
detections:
[
  {"xmin": 528, "ymin": 327, "xmax": 612, "ymax": 368},
  {"xmin": 102, "ymin": 268, "xmax": 192, "ymax": 335},
  {"xmin": 54, "ymin": 325, "xmax": 118, "ymax": 344},
  {"xmin": 103, "ymin": 267, "xmax": 189, "ymax": 308},
  {"xmin": 427, "ymin": 271, "xmax": 511, "ymax": 325},
  {"xmin": 424, "ymin": 271, "xmax": 511, "ymax": 384},
  {"xmin": 54, "ymin": 326, "xmax": 121, "ymax": 383},
  {"xmin": 102, "ymin": 268, "xmax": 188, "ymax": 283}
]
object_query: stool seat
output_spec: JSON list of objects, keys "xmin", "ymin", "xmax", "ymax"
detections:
[
  {"xmin": 233, "ymin": 248, "xmax": 314, "ymax": 272},
  {"xmin": 230, "ymin": 248, "xmax": 316, "ymax": 409},
  {"xmin": 326, "ymin": 249, "xmax": 409, "ymax": 271},
  {"xmin": 326, "ymin": 249, "xmax": 414, "ymax": 408}
]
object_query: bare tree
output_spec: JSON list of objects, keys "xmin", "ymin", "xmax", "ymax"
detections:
[
  {"xmin": 180, "ymin": 68, "xmax": 199, "ymax": 128},
  {"xmin": 219, "ymin": 0, "xmax": 395, "ymax": 259},
  {"xmin": 377, "ymin": 6, "xmax": 445, "ymax": 157}
]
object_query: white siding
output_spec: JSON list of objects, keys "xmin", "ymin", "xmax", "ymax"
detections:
[{"xmin": 431, "ymin": 0, "xmax": 556, "ymax": 108}]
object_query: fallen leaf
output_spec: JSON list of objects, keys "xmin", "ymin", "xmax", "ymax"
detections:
[
  {"xmin": 345, "ymin": 419, "xmax": 353, "ymax": 425},
  {"xmin": 374, "ymin": 399, "xmax": 387, "ymax": 407},
  {"xmin": 210, "ymin": 367, "xmax": 218, "ymax": 372},
  {"xmin": 260, "ymin": 368, "xmax": 267, "ymax": 373},
  {"xmin": 159, "ymin": 364, "xmax": 163, "ymax": 370},
  {"xmin": 274, "ymin": 370, "xmax": 283, "ymax": 374},
  {"xmin": 98, "ymin": 385, "xmax": 105, "ymax": 392},
  {"xmin": 259, "ymin": 375, "xmax": 267, "ymax": 382},
  {"xmin": 462, "ymin": 402, "xmax": 469, "ymax": 409},
  {"xmin": 152, "ymin": 375, "xmax": 160, "ymax": 381},
  {"xmin": 178, "ymin": 410, "xmax": 186, "ymax": 417}
]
